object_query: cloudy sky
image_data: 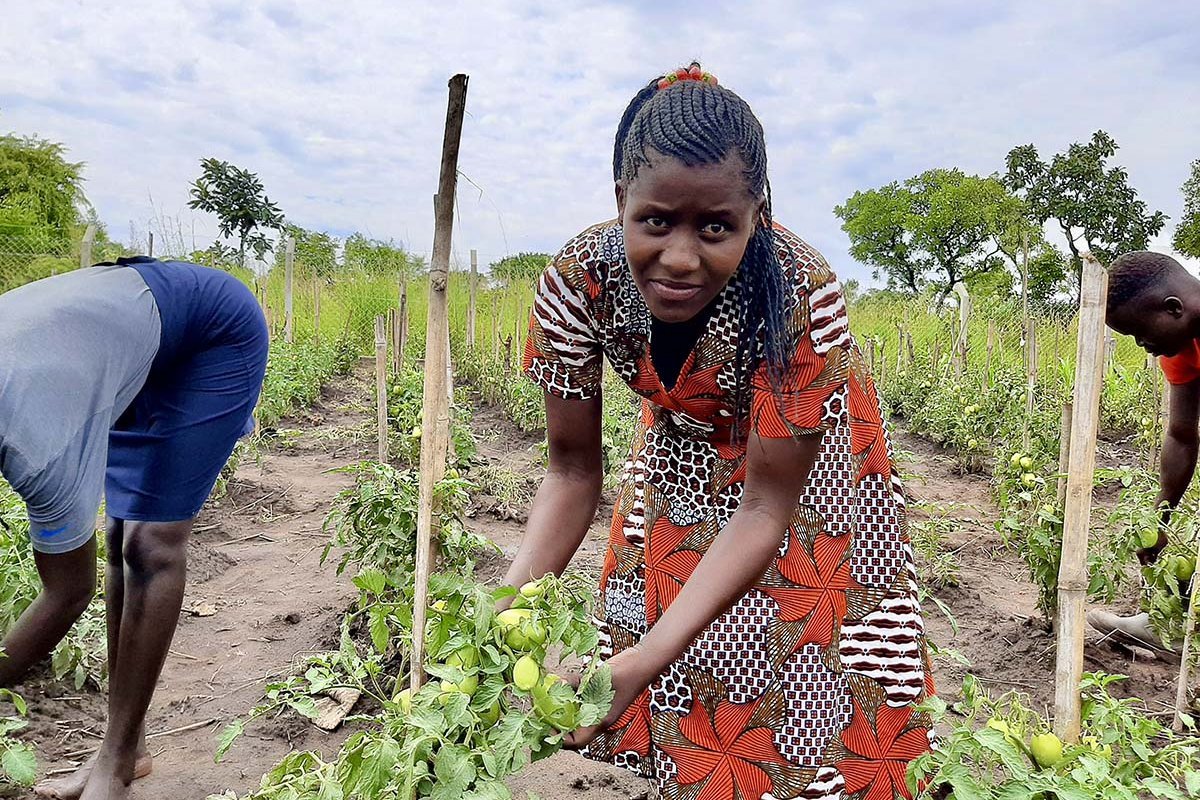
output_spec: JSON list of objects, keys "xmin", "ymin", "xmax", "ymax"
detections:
[{"xmin": 2, "ymin": 1, "xmax": 1198, "ymax": 283}]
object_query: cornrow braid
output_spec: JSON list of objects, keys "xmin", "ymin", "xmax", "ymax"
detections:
[{"xmin": 613, "ymin": 65, "xmax": 792, "ymax": 421}]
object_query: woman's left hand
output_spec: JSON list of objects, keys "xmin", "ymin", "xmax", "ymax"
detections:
[{"xmin": 563, "ymin": 644, "xmax": 658, "ymax": 750}]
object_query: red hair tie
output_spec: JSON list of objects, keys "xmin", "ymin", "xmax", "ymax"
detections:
[{"xmin": 657, "ymin": 62, "xmax": 719, "ymax": 90}]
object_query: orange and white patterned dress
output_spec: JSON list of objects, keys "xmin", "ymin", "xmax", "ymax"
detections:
[{"xmin": 524, "ymin": 220, "xmax": 934, "ymax": 800}]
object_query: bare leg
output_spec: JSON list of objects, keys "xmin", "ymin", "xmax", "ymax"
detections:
[
  {"xmin": 0, "ymin": 538, "xmax": 96, "ymax": 686},
  {"xmin": 34, "ymin": 521, "xmax": 150, "ymax": 800}
]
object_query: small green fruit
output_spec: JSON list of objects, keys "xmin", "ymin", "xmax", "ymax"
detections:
[
  {"xmin": 394, "ymin": 688, "xmax": 412, "ymax": 713},
  {"xmin": 1020, "ymin": 456, "xmax": 1034, "ymax": 470},
  {"xmin": 513, "ymin": 655, "xmax": 540, "ymax": 692},
  {"xmin": 967, "ymin": 439, "xmax": 979, "ymax": 449},
  {"xmin": 497, "ymin": 608, "xmax": 532, "ymax": 629},
  {"xmin": 1137, "ymin": 528, "xmax": 1160, "ymax": 550},
  {"xmin": 1030, "ymin": 732, "xmax": 1064, "ymax": 768},
  {"xmin": 1011, "ymin": 453, "xmax": 1023, "ymax": 467},
  {"xmin": 1174, "ymin": 555, "xmax": 1195, "ymax": 582},
  {"xmin": 519, "ymin": 580, "xmax": 543, "ymax": 599},
  {"xmin": 1021, "ymin": 473, "xmax": 1038, "ymax": 487}
]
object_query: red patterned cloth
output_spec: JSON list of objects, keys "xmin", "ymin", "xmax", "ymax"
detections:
[{"xmin": 524, "ymin": 221, "xmax": 934, "ymax": 800}]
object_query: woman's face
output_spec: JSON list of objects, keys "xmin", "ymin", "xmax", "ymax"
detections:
[{"xmin": 617, "ymin": 152, "xmax": 763, "ymax": 323}]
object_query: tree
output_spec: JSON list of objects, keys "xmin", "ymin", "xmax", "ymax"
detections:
[
  {"xmin": 0, "ymin": 132, "xmax": 86, "ymax": 247},
  {"xmin": 1005, "ymin": 131, "xmax": 1167, "ymax": 295},
  {"xmin": 1174, "ymin": 159, "xmax": 1200, "ymax": 259},
  {"xmin": 343, "ymin": 233, "xmax": 415, "ymax": 277},
  {"xmin": 275, "ymin": 223, "xmax": 338, "ymax": 280},
  {"xmin": 489, "ymin": 252, "xmax": 551, "ymax": 286},
  {"xmin": 835, "ymin": 169, "xmax": 1028, "ymax": 305},
  {"xmin": 187, "ymin": 158, "xmax": 284, "ymax": 269}
]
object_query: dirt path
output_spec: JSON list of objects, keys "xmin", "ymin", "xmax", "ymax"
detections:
[{"xmin": 18, "ymin": 363, "xmax": 377, "ymax": 799}]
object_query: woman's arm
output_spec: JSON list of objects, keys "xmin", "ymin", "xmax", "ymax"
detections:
[
  {"xmin": 1146, "ymin": 379, "xmax": 1200, "ymax": 562},
  {"xmin": 502, "ymin": 392, "xmax": 605, "ymax": 588},
  {"xmin": 566, "ymin": 428, "xmax": 823, "ymax": 748}
]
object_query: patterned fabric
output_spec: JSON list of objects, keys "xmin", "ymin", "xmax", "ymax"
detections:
[{"xmin": 524, "ymin": 220, "xmax": 934, "ymax": 800}]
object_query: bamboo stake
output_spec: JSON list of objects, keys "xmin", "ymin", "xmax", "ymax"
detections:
[
  {"xmin": 284, "ymin": 236, "xmax": 295, "ymax": 344},
  {"xmin": 1056, "ymin": 403, "xmax": 1073, "ymax": 507},
  {"xmin": 468, "ymin": 249, "xmax": 478, "ymax": 351},
  {"xmin": 79, "ymin": 223, "xmax": 96, "ymax": 270},
  {"xmin": 375, "ymin": 315, "xmax": 388, "ymax": 463},
  {"xmin": 1053, "ymin": 253, "xmax": 1108, "ymax": 743},
  {"xmin": 1023, "ymin": 319, "xmax": 1038, "ymax": 452},
  {"xmin": 411, "ymin": 74, "xmax": 468, "ymax": 694},
  {"xmin": 953, "ymin": 282, "xmax": 971, "ymax": 379},
  {"xmin": 398, "ymin": 278, "xmax": 409, "ymax": 369},
  {"xmin": 313, "ymin": 279, "xmax": 321, "ymax": 346},
  {"xmin": 1174, "ymin": 534, "xmax": 1200, "ymax": 732}
]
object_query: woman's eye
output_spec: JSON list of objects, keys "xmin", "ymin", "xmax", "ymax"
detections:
[
  {"xmin": 644, "ymin": 217, "xmax": 667, "ymax": 229},
  {"xmin": 701, "ymin": 222, "xmax": 730, "ymax": 235}
]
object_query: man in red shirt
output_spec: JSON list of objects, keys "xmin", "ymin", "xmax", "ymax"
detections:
[{"xmin": 1089, "ymin": 250, "xmax": 1200, "ymax": 653}]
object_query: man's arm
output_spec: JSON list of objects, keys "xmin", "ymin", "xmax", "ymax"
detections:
[
  {"xmin": 1147, "ymin": 379, "xmax": 1200, "ymax": 561},
  {"xmin": 501, "ymin": 392, "xmax": 604, "ymax": 588}
]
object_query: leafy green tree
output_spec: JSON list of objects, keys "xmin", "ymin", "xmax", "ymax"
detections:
[
  {"xmin": 275, "ymin": 224, "xmax": 338, "ymax": 279},
  {"xmin": 489, "ymin": 252, "xmax": 551, "ymax": 286},
  {"xmin": 0, "ymin": 132, "xmax": 86, "ymax": 248},
  {"xmin": 343, "ymin": 233, "xmax": 415, "ymax": 277},
  {"xmin": 835, "ymin": 169, "xmax": 1028, "ymax": 305},
  {"xmin": 1174, "ymin": 159, "xmax": 1200, "ymax": 259},
  {"xmin": 188, "ymin": 242, "xmax": 239, "ymax": 271},
  {"xmin": 187, "ymin": 158, "xmax": 284, "ymax": 269},
  {"xmin": 1005, "ymin": 131, "xmax": 1167, "ymax": 294}
]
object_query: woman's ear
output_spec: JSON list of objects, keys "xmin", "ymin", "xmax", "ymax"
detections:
[
  {"xmin": 756, "ymin": 198, "xmax": 768, "ymax": 228},
  {"xmin": 615, "ymin": 183, "xmax": 626, "ymax": 221},
  {"xmin": 1165, "ymin": 295, "xmax": 1186, "ymax": 319}
]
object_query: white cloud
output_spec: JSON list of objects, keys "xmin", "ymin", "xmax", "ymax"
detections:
[{"xmin": 1, "ymin": 0, "xmax": 1197, "ymax": 280}]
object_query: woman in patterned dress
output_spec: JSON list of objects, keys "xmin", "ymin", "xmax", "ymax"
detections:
[{"xmin": 502, "ymin": 63, "xmax": 934, "ymax": 800}]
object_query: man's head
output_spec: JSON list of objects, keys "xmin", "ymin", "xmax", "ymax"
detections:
[{"xmin": 1106, "ymin": 251, "xmax": 1200, "ymax": 357}]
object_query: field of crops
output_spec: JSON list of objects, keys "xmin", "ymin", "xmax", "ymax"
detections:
[{"xmin": 2, "ymin": 261, "xmax": 1200, "ymax": 799}]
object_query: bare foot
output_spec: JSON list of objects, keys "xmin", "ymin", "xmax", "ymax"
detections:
[
  {"xmin": 33, "ymin": 749, "xmax": 152, "ymax": 800},
  {"xmin": 78, "ymin": 767, "xmax": 131, "ymax": 800}
]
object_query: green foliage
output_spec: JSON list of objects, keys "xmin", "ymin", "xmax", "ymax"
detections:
[
  {"xmin": 187, "ymin": 158, "xmax": 285, "ymax": 269},
  {"xmin": 1174, "ymin": 159, "xmax": 1200, "ymax": 259},
  {"xmin": 0, "ymin": 131, "xmax": 85, "ymax": 245},
  {"xmin": 834, "ymin": 169, "xmax": 1030, "ymax": 304},
  {"xmin": 909, "ymin": 673, "xmax": 1200, "ymax": 798},
  {"xmin": 1005, "ymin": 131, "xmax": 1167, "ymax": 296},
  {"xmin": 0, "ymin": 689, "xmax": 35, "ymax": 789},
  {"xmin": 276, "ymin": 224, "xmax": 337, "ymax": 279},
  {"xmin": 488, "ymin": 253, "xmax": 550, "ymax": 286},
  {"xmin": 256, "ymin": 337, "xmax": 358, "ymax": 430},
  {"xmin": 344, "ymin": 233, "xmax": 420, "ymax": 278},
  {"xmin": 388, "ymin": 369, "xmax": 477, "ymax": 468}
]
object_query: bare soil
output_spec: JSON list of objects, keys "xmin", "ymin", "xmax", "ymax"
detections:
[{"xmin": 12, "ymin": 370, "xmax": 1183, "ymax": 800}]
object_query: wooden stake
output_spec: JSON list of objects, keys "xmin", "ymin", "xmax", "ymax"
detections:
[
  {"xmin": 468, "ymin": 249, "xmax": 478, "ymax": 351},
  {"xmin": 398, "ymin": 279, "xmax": 409, "ymax": 369},
  {"xmin": 313, "ymin": 279, "xmax": 321, "ymax": 346},
  {"xmin": 148, "ymin": 231, "xmax": 155, "ymax": 258},
  {"xmin": 375, "ymin": 315, "xmax": 388, "ymax": 463},
  {"xmin": 411, "ymin": 74, "xmax": 468, "ymax": 694},
  {"xmin": 1023, "ymin": 319, "xmax": 1038, "ymax": 452},
  {"xmin": 1053, "ymin": 253, "xmax": 1108, "ymax": 743},
  {"xmin": 953, "ymin": 282, "xmax": 971, "ymax": 379},
  {"xmin": 1174, "ymin": 532, "xmax": 1200, "ymax": 732},
  {"xmin": 284, "ymin": 236, "xmax": 295, "ymax": 344},
  {"xmin": 1056, "ymin": 402, "xmax": 1073, "ymax": 507},
  {"xmin": 79, "ymin": 223, "xmax": 96, "ymax": 270}
]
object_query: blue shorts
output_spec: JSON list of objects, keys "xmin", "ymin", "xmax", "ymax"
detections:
[{"xmin": 105, "ymin": 263, "xmax": 269, "ymax": 522}]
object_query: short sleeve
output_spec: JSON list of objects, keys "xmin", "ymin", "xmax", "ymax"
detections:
[
  {"xmin": 751, "ymin": 243, "xmax": 852, "ymax": 438},
  {"xmin": 1161, "ymin": 342, "xmax": 1200, "ymax": 386},
  {"xmin": 523, "ymin": 257, "xmax": 604, "ymax": 401}
]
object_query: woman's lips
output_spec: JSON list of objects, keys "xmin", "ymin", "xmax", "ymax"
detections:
[{"xmin": 648, "ymin": 279, "xmax": 702, "ymax": 303}]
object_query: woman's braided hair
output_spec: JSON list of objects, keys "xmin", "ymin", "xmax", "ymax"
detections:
[{"xmin": 613, "ymin": 63, "xmax": 792, "ymax": 420}]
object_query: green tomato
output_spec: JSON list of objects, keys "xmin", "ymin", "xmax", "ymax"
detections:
[
  {"xmin": 440, "ymin": 674, "xmax": 478, "ymax": 698},
  {"xmin": 394, "ymin": 688, "xmax": 412, "ymax": 714},
  {"xmin": 513, "ymin": 655, "xmax": 541, "ymax": 692},
  {"xmin": 1011, "ymin": 453, "xmax": 1024, "ymax": 467},
  {"xmin": 478, "ymin": 700, "xmax": 502, "ymax": 726},
  {"xmin": 967, "ymin": 439, "xmax": 979, "ymax": 449},
  {"xmin": 1137, "ymin": 528, "xmax": 1160, "ymax": 550},
  {"xmin": 1174, "ymin": 555, "xmax": 1195, "ymax": 582},
  {"xmin": 519, "ymin": 580, "xmax": 544, "ymax": 600},
  {"xmin": 410, "ymin": 425, "xmax": 422, "ymax": 438},
  {"xmin": 446, "ymin": 646, "xmax": 478, "ymax": 670},
  {"xmin": 1021, "ymin": 473, "xmax": 1038, "ymax": 487},
  {"xmin": 1030, "ymin": 732, "xmax": 1064, "ymax": 768},
  {"xmin": 496, "ymin": 608, "xmax": 532, "ymax": 629},
  {"xmin": 1020, "ymin": 456, "xmax": 1034, "ymax": 470}
]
